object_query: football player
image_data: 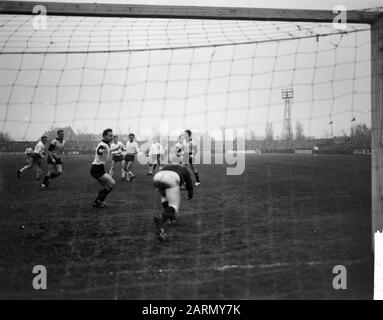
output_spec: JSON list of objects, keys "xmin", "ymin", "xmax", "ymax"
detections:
[
  {"xmin": 17, "ymin": 136, "xmax": 47, "ymax": 180},
  {"xmin": 152, "ymin": 164, "xmax": 193, "ymax": 241},
  {"xmin": 183, "ymin": 130, "xmax": 201, "ymax": 186},
  {"xmin": 109, "ymin": 134, "xmax": 125, "ymax": 179},
  {"xmin": 41, "ymin": 130, "xmax": 65, "ymax": 190},
  {"xmin": 123, "ymin": 133, "xmax": 139, "ymax": 182},
  {"xmin": 90, "ymin": 128, "xmax": 115, "ymax": 208}
]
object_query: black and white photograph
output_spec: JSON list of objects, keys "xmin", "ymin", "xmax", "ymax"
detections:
[{"xmin": 0, "ymin": 0, "xmax": 382, "ymax": 302}]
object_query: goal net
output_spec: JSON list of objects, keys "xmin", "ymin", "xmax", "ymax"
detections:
[{"xmin": 0, "ymin": 9, "xmax": 372, "ymax": 145}]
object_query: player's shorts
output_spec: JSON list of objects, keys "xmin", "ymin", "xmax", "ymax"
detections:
[
  {"xmin": 90, "ymin": 164, "xmax": 106, "ymax": 179},
  {"xmin": 150, "ymin": 154, "xmax": 161, "ymax": 165},
  {"xmin": 47, "ymin": 156, "xmax": 62, "ymax": 165},
  {"xmin": 112, "ymin": 154, "xmax": 124, "ymax": 162},
  {"xmin": 188, "ymin": 153, "xmax": 193, "ymax": 164},
  {"xmin": 124, "ymin": 154, "xmax": 135, "ymax": 162},
  {"xmin": 153, "ymin": 170, "xmax": 180, "ymax": 190}
]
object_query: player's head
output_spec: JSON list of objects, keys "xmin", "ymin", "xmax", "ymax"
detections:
[
  {"xmin": 41, "ymin": 136, "xmax": 48, "ymax": 143},
  {"xmin": 128, "ymin": 133, "xmax": 135, "ymax": 142},
  {"xmin": 184, "ymin": 130, "xmax": 192, "ymax": 141},
  {"xmin": 57, "ymin": 129, "xmax": 64, "ymax": 140},
  {"xmin": 102, "ymin": 128, "xmax": 114, "ymax": 143},
  {"xmin": 112, "ymin": 134, "xmax": 118, "ymax": 143}
]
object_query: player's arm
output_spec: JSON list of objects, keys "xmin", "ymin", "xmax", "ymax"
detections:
[{"xmin": 96, "ymin": 144, "xmax": 106, "ymax": 155}]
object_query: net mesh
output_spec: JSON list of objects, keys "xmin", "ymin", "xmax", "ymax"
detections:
[{"xmin": 0, "ymin": 14, "xmax": 371, "ymax": 140}]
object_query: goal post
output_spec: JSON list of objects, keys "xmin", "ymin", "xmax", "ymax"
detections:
[{"xmin": 0, "ymin": 1, "xmax": 382, "ymax": 247}]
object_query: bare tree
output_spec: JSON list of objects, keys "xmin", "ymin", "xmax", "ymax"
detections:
[
  {"xmin": 0, "ymin": 131, "xmax": 12, "ymax": 143},
  {"xmin": 350, "ymin": 123, "xmax": 371, "ymax": 150}
]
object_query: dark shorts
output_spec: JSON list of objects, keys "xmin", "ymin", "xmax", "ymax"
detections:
[
  {"xmin": 90, "ymin": 164, "xmax": 106, "ymax": 179},
  {"xmin": 112, "ymin": 154, "xmax": 124, "ymax": 162},
  {"xmin": 124, "ymin": 154, "xmax": 135, "ymax": 162},
  {"xmin": 188, "ymin": 153, "xmax": 193, "ymax": 165},
  {"xmin": 31, "ymin": 153, "xmax": 42, "ymax": 163},
  {"xmin": 47, "ymin": 156, "xmax": 62, "ymax": 165}
]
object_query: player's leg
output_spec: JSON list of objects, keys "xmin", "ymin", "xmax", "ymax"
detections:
[
  {"xmin": 109, "ymin": 160, "xmax": 117, "ymax": 177},
  {"xmin": 41, "ymin": 163, "xmax": 62, "ymax": 189},
  {"xmin": 164, "ymin": 186, "xmax": 181, "ymax": 223},
  {"xmin": 125, "ymin": 160, "xmax": 135, "ymax": 182},
  {"xmin": 189, "ymin": 161, "xmax": 201, "ymax": 185},
  {"xmin": 121, "ymin": 159, "xmax": 126, "ymax": 181},
  {"xmin": 93, "ymin": 173, "xmax": 115, "ymax": 207},
  {"xmin": 35, "ymin": 158, "xmax": 43, "ymax": 180},
  {"xmin": 147, "ymin": 155, "xmax": 155, "ymax": 175},
  {"xmin": 17, "ymin": 158, "xmax": 34, "ymax": 177}
]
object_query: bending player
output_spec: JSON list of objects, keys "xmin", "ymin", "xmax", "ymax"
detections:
[
  {"xmin": 183, "ymin": 130, "xmax": 201, "ymax": 186},
  {"xmin": 90, "ymin": 128, "xmax": 115, "ymax": 208},
  {"xmin": 153, "ymin": 164, "xmax": 194, "ymax": 241},
  {"xmin": 17, "ymin": 135, "xmax": 47, "ymax": 180},
  {"xmin": 41, "ymin": 130, "xmax": 65, "ymax": 190},
  {"xmin": 109, "ymin": 134, "xmax": 125, "ymax": 179},
  {"xmin": 123, "ymin": 133, "xmax": 139, "ymax": 182}
]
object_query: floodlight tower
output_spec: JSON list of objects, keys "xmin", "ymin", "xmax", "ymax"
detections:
[{"xmin": 282, "ymin": 88, "xmax": 294, "ymax": 141}]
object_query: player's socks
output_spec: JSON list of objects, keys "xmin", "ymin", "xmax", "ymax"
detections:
[
  {"xmin": 17, "ymin": 170, "xmax": 21, "ymax": 178},
  {"xmin": 95, "ymin": 185, "xmax": 113, "ymax": 203},
  {"xmin": 42, "ymin": 176, "xmax": 50, "ymax": 188},
  {"xmin": 194, "ymin": 171, "xmax": 200, "ymax": 183},
  {"xmin": 162, "ymin": 206, "xmax": 176, "ymax": 224},
  {"xmin": 92, "ymin": 200, "xmax": 106, "ymax": 208}
]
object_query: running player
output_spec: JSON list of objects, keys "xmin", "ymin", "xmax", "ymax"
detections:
[
  {"xmin": 153, "ymin": 164, "xmax": 194, "ymax": 241},
  {"xmin": 123, "ymin": 133, "xmax": 139, "ymax": 182},
  {"xmin": 17, "ymin": 136, "xmax": 47, "ymax": 180},
  {"xmin": 90, "ymin": 128, "xmax": 115, "ymax": 208},
  {"xmin": 109, "ymin": 134, "xmax": 125, "ymax": 179},
  {"xmin": 183, "ymin": 130, "xmax": 201, "ymax": 186},
  {"xmin": 41, "ymin": 130, "xmax": 65, "ymax": 190}
]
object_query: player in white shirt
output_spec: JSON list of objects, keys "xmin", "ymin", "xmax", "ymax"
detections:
[
  {"xmin": 123, "ymin": 133, "xmax": 140, "ymax": 182},
  {"xmin": 109, "ymin": 135, "xmax": 125, "ymax": 179},
  {"xmin": 183, "ymin": 130, "xmax": 201, "ymax": 186},
  {"xmin": 17, "ymin": 136, "xmax": 47, "ymax": 180},
  {"xmin": 41, "ymin": 130, "xmax": 65, "ymax": 190},
  {"xmin": 146, "ymin": 136, "xmax": 164, "ymax": 175},
  {"xmin": 313, "ymin": 145, "xmax": 319, "ymax": 157},
  {"xmin": 90, "ymin": 128, "xmax": 115, "ymax": 208}
]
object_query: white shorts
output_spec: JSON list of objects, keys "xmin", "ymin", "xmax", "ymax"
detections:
[
  {"xmin": 153, "ymin": 170, "xmax": 181, "ymax": 213},
  {"xmin": 153, "ymin": 170, "xmax": 180, "ymax": 189}
]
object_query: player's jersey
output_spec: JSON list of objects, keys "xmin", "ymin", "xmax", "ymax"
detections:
[
  {"xmin": 48, "ymin": 138, "xmax": 65, "ymax": 159},
  {"xmin": 34, "ymin": 141, "xmax": 45, "ymax": 156},
  {"xmin": 110, "ymin": 141, "xmax": 124, "ymax": 155},
  {"xmin": 92, "ymin": 140, "xmax": 111, "ymax": 165},
  {"xmin": 126, "ymin": 141, "xmax": 139, "ymax": 155},
  {"xmin": 174, "ymin": 142, "xmax": 184, "ymax": 156},
  {"xmin": 25, "ymin": 147, "xmax": 33, "ymax": 156},
  {"xmin": 149, "ymin": 142, "xmax": 163, "ymax": 155},
  {"xmin": 183, "ymin": 139, "xmax": 197, "ymax": 155}
]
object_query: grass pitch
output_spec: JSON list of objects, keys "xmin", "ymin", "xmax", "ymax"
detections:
[{"xmin": 0, "ymin": 154, "xmax": 373, "ymax": 299}]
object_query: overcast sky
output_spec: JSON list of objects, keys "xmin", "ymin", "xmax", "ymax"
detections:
[{"xmin": 0, "ymin": 0, "xmax": 378, "ymax": 140}]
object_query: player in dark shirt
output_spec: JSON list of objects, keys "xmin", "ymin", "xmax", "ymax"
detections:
[{"xmin": 152, "ymin": 164, "xmax": 194, "ymax": 241}]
